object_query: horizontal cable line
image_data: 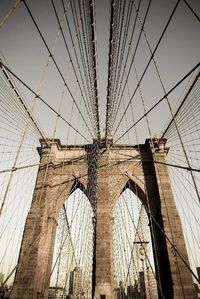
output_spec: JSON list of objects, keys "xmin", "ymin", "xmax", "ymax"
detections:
[
  {"xmin": 0, "ymin": 148, "xmax": 38, "ymax": 156},
  {"xmin": 168, "ymin": 150, "xmax": 200, "ymax": 163},
  {"xmin": 165, "ymin": 128, "xmax": 200, "ymax": 143},
  {"xmin": 0, "ymin": 157, "xmax": 36, "ymax": 170},
  {"xmin": 153, "ymin": 159, "xmax": 200, "ymax": 173},
  {"xmin": 165, "ymin": 114, "xmax": 200, "ymax": 139},
  {"xmin": 168, "ymin": 141, "xmax": 200, "ymax": 149},
  {"xmin": 169, "ymin": 157, "xmax": 200, "ymax": 185},
  {"xmin": 114, "ymin": 62, "xmax": 200, "ymax": 142},
  {"xmin": 22, "ymin": 0, "xmax": 93, "ymax": 139},
  {"xmin": 0, "ymin": 128, "xmax": 39, "ymax": 152},
  {"xmin": 0, "ymin": 143, "xmax": 38, "ymax": 150},
  {"xmin": 0, "ymin": 131, "xmax": 39, "ymax": 144},
  {"xmin": 0, "ymin": 135, "xmax": 39, "ymax": 147},
  {"xmin": 167, "ymin": 110, "xmax": 200, "ymax": 137},
  {"xmin": 0, "ymin": 128, "xmax": 39, "ymax": 146},
  {"xmin": 167, "ymin": 155, "xmax": 200, "ymax": 175},
  {"xmin": 167, "ymin": 100, "xmax": 199, "ymax": 142},
  {"xmin": 0, "ymin": 61, "xmax": 90, "ymax": 142},
  {"xmin": 167, "ymin": 129, "xmax": 200, "ymax": 144},
  {"xmin": 4, "ymin": 153, "xmax": 40, "ymax": 164},
  {"xmin": 0, "ymin": 163, "xmax": 39, "ymax": 174},
  {"xmin": 164, "ymin": 111, "xmax": 200, "ymax": 139},
  {"xmin": 170, "ymin": 150, "xmax": 200, "ymax": 158},
  {"xmin": 116, "ymin": 151, "xmax": 200, "ymax": 173},
  {"xmin": 166, "ymin": 151, "xmax": 197, "ymax": 165},
  {"xmin": 0, "ymin": 152, "xmax": 89, "ymax": 175}
]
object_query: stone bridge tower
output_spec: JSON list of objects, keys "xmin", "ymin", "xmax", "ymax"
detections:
[{"xmin": 10, "ymin": 137, "xmax": 197, "ymax": 299}]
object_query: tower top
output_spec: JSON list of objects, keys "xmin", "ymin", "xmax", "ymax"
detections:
[{"xmin": 98, "ymin": 130, "xmax": 113, "ymax": 148}]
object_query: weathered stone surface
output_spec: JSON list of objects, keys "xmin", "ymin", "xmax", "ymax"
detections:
[{"xmin": 10, "ymin": 138, "xmax": 197, "ymax": 299}]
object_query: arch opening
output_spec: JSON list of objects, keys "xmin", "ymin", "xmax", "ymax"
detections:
[
  {"xmin": 112, "ymin": 187, "xmax": 158, "ymax": 299},
  {"xmin": 49, "ymin": 188, "xmax": 94, "ymax": 299}
]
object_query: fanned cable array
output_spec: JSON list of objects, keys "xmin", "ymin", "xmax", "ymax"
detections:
[
  {"xmin": 0, "ymin": 0, "xmax": 199, "ymax": 297},
  {"xmin": 161, "ymin": 72, "xmax": 200, "ymax": 276},
  {"xmin": 0, "ymin": 64, "xmax": 42, "ymax": 285}
]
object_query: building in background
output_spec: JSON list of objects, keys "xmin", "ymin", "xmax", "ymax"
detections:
[{"xmin": 68, "ymin": 267, "xmax": 88, "ymax": 299}]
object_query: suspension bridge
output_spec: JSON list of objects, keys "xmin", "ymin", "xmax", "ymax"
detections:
[{"xmin": 0, "ymin": 0, "xmax": 200, "ymax": 298}]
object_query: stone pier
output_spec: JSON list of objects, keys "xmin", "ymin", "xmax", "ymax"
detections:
[{"xmin": 10, "ymin": 138, "xmax": 197, "ymax": 299}]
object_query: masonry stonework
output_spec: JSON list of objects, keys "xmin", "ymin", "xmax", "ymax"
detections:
[{"xmin": 10, "ymin": 138, "xmax": 197, "ymax": 299}]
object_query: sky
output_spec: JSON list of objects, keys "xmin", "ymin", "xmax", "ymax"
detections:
[
  {"xmin": 0, "ymin": 0, "xmax": 199, "ymax": 143},
  {"xmin": 0, "ymin": 0, "xmax": 200, "ymax": 291}
]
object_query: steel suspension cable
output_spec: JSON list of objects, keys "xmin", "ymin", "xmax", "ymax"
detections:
[
  {"xmin": 76, "ymin": 0, "xmax": 100, "ymax": 137},
  {"xmin": 162, "ymin": 71, "xmax": 200, "ymax": 138},
  {"xmin": 111, "ymin": 0, "xmax": 151, "ymax": 132},
  {"xmin": 131, "ymin": 0, "xmax": 200, "ymax": 211},
  {"xmin": 113, "ymin": 0, "xmax": 181, "ymax": 136},
  {"xmin": 0, "ymin": 63, "xmax": 46, "ymax": 141},
  {"xmin": 0, "ymin": 61, "xmax": 90, "ymax": 142},
  {"xmin": 61, "ymin": 0, "xmax": 94, "ymax": 116},
  {"xmin": 182, "ymin": 0, "xmax": 200, "ymax": 22},
  {"xmin": 110, "ymin": 0, "xmax": 137, "ymax": 119},
  {"xmin": 51, "ymin": 0, "xmax": 97, "ymax": 137},
  {"xmin": 88, "ymin": 0, "xmax": 101, "ymax": 139},
  {"xmin": 114, "ymin": 62, "xmax": 200, "ymax": 142},
  {"xmin": 105, "ymin": 0, "xmax": 115, "ymax": 138},
  {"xmin": 22, "ymin": 0, "xmax": 94, "ymax": 139}
]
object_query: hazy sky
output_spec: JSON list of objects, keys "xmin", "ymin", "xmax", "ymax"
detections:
[{"xmin": 0, "ymin": 0, "xmax": 199, "ymax": 144}]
